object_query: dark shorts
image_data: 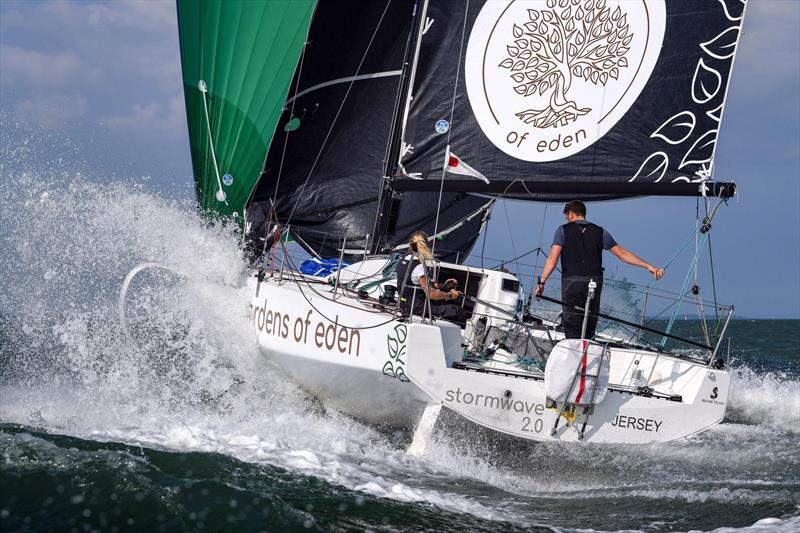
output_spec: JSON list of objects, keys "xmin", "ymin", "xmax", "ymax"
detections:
[
  {"xmin": 401, "ymin": 296, "xmax": 468, "ymax": 326},
  {"xmin": 430, "ymin": 301, "xmax": 469, "ymax": 325},
  {"xmin": 561, "ymin": 276, "xmax": 603, "ymax": 339}
]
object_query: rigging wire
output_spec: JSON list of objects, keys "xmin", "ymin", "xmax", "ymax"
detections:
[
  {"xmin": 266, "ymin": 230, "xmax": 718, "ymax": 355},
  {"xmin": 283, "ymin": 0, "xmax": 393, "ymax": 228},
  {"xmin": 431, "ymin": 0, "xmax": 471, "ymax": 257},
  {"xmin": 694, "ymin": 197, "xmax": 712, "ymax": 348},
  {"xmin": 526, "ymin": 203, "xmax": 550, "ymax": 308},
  {"xmin": 502, "ymin": 200, "xmax": 522, "ymax": 276},
  {"xmin": 275, "ymin": 242, "xmax": 401, "ymax": 330},
  {"xmin": 479, "ymin": 212, "xmax": 490, "ymax": 269},
  {"xmin": 270, "ymin": 27, "xmax": 311, "ymax": 208},
  {"xmin": 659, "ymin": 196, "xmax": 727, "ymax": 349},
  {"xmin": 421, "ymin": 239, "xmax": 721, "ymax": 308},
  {"xmin": 272, "ymin": 232, "xmax": 539, "ymax": 331},
  {"xmin": 705, "ymin": 198, "xmax": 721, "ymax": 322},
  {"xmin": 534, "ymin": 204, "xmax": 548, "ymax": 273}
]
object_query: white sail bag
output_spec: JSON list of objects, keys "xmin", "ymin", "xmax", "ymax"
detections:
[{"xmin": 545, "ymin": 339, "xmax": 609, "ymax": 405}]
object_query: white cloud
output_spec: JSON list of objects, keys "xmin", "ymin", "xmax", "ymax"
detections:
[
  {"xmin": 101, "ymin": 93, "xmax": 186, "ymax": 135},
  {"xmin": 0, "ymin": 45, "xmax": 98, "ymax": 90},
  {"xmin": 13, "ymin": 94, "xmax": 88, "ymax": 129},
  {"xmin": 1, "ymin": 0, "xmax": 185, "ymax": 140},
  {"xmin": 84, "ymin": 0, "xmax": 175, "ymax": 31},
  {"xmin": 1, "ymin": 1, "xmax": 180, "ymax": 92},
  {"xmin": 13, "ymin": 0, "xmax": 176, "ymax": 34}
]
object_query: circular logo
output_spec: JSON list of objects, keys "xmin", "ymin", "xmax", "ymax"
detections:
[
  {"xmin": 434, "ymin": 119, "xmax": 450, "ymax": 134},
  {"xmin": 222, "ymin": 174, "xmax": 234, "ymax": 186},
  {"xmin": 465, "ymin": 0, "xmax": 665, "ymax": 162}
]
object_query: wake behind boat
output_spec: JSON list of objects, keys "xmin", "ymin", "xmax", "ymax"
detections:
[{"xmin": 175, "ymin": 0, "xmax": 747, "ymax": 445}]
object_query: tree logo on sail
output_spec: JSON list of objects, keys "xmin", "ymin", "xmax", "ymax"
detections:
[
  {"xmin": 465, "ymin": 0, "xmax": 665, "ymax": 162},
  {"xmin": 500, "ymin": 1, "xmax": 633, "ymax": 128}
]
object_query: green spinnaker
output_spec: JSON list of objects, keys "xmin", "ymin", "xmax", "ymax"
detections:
[{"xmin": 177, "ymin": 0, "xmax": 315, "ymax": 222}]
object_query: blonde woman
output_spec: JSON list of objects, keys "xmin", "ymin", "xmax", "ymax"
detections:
[{"xmin": 396, "ymin": 231, "xmax": 467, "ymax": 322}]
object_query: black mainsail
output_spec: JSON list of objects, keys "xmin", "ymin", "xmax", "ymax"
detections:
[
  {"xmin": 246, "ymin": 0, "xmax": 745, "ymax": 260},
  {"xmin": 247, "ymin": 0, "xmax": 491, "ymax": 261},
  {"xmin": 389, "ymin": 0, "xmax": 743, "ymax": 200}
]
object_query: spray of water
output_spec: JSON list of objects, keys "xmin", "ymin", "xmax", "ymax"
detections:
[
  {"xmin": 0, "ymin": 133, "xmax": 515, "ymax": 522},
  {"xmin": 0, "ymin": 128, "xmax": 797, "ymax": 530}
]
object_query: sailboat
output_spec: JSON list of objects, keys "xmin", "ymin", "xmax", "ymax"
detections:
[{"xmin": 176, "ymin": 0, "xmax": 746, "ymax": 443}]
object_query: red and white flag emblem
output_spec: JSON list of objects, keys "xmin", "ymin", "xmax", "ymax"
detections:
[{"xmin": 446, "ymin": 152, "xmax": 489, "ymax": 183}]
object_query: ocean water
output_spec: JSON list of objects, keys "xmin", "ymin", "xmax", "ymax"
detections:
[{"xmin": 1, "ymin": 171, "xmax": 798, "ymax": 532}]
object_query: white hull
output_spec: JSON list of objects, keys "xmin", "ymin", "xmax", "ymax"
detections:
[
  {"xmin": 249, "ymin": 275, "xmax": 461, "ymax": 427},
  {"xmin": 405, "ymin": 325, "xmax": 729, "ymax": 443},
  {"xmin": 250, "ymin": 264, "xmax": 729, "ymax": 444}
]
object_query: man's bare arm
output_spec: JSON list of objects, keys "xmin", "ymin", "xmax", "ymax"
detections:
[
  {"xmin": 609, "ymin": 245, "xmax": 664, "ymax": 279},
  {"xmin": 535, "ymin": 244, "xmax": 562, "ymax": 297}
]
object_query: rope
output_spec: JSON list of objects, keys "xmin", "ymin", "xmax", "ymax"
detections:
[
  {"xmin": 706, "ymin": 199, "xmax": 720, "ymax": 322},
  {"xmin": 534, "ymin": 204, "xmax": 548, "ymax": 272},
  {"xmin": 480, "ymin": 212, "xmax": 490, "ymax": 269},
  {"xmin": 275, "ymin": 237, "xmax": 405, "ymax": 330},
  {"xmin": 197, "ymin": 81, "xmax": 228, "ymax": 206}
]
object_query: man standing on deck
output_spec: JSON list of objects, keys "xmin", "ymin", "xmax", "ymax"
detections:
[{"xmin": 535, "ymin": 201, "xmax": 665, "ymax": 339}]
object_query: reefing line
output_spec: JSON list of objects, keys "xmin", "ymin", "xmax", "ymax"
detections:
[{"xmin": 198, "ymin": 80, "xmax": 228, "ymax": 205}]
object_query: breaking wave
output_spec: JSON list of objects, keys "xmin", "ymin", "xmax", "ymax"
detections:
[{"xmin": 727, "ymin": 365, "xmax": 800, "ymax": 430}]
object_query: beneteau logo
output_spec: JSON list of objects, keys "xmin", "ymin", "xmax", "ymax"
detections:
[{"xmin": 465, "ymin": 0, "xmax": 665, "ymax": 162}]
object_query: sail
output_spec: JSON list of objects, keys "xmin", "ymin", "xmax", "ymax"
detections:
[
  {"xmin": 247, "ymin": 0, "xmax": 492, "ymax": 261},
  {"xmin": 394, "ymin": 0, "xmax": 745, "ymax": 200},
  {"xmin": 177, "ymin": 0, "xmax": 315, "ymax": 220}
]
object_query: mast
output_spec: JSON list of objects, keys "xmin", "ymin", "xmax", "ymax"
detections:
[{"xmin": 373, "ymin": 0, "xmax": 428, "ymax": 254}]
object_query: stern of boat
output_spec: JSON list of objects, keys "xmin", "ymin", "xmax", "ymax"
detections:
[{"xmin": 404, "ymin": 333, "xmax": 730, "ymax": 443}]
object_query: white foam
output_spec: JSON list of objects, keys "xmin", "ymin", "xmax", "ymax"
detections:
[
  {"xmin": 0, "ymin": 150, "xmax": 796, "ymax": 530},
  {"xmin": 565, "ymin": 515, "xmax": 800, "ymax": 533},
  {"xmin": 728, "ymin": 365, "xmax": 800, "ymax": 430},
  {"xmin": 687, "ymin": 515, "xmax": 800, "ymax": 533}
]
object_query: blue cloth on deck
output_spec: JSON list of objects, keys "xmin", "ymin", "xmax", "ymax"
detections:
[{"xmin": 299, "ymin": 258, "xmax": 350, "ymax": 277}]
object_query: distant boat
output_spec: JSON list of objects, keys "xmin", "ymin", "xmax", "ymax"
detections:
[{"xmin": 175, "ymin": 0, "xmax": 746, "ymax": 444}]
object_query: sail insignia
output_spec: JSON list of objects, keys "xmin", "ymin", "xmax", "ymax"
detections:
[{"xmin": 394, "ymin": 0, "xmax": 746, "ymax": 200}]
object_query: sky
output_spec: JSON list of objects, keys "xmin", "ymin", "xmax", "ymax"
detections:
[{"xmin": 1, "ymin": 0, "xmax": 798, "ymax": 318}]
